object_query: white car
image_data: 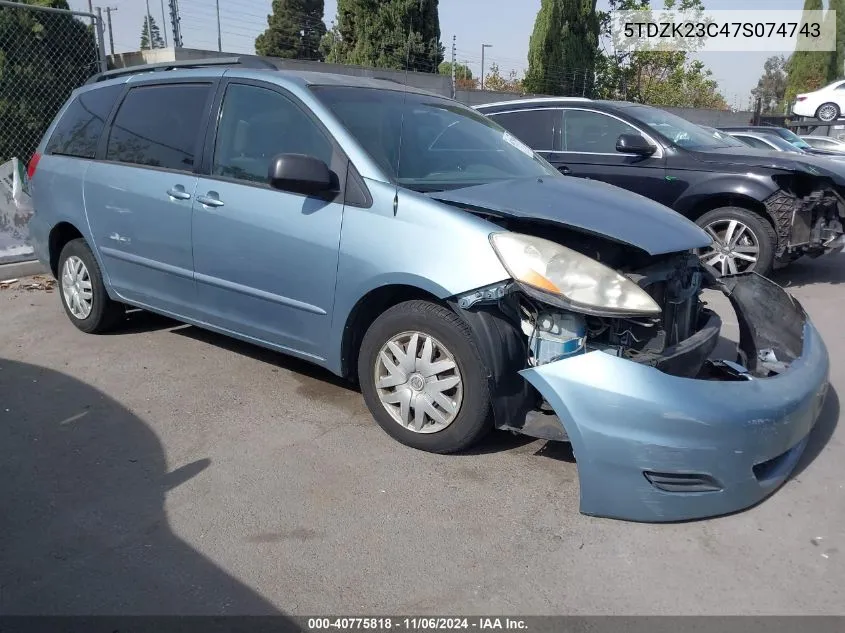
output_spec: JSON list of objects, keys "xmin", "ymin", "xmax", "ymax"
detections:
[
  {"xmin": 801, "ymin": 135, "xmax": 845, "ymax": 152},
  {"xmin": 793, "ymin": 79, "xmax": 845, "ymax": 121}
]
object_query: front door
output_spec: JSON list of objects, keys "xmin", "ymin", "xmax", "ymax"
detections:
[
  {"xmin": 552, "ymin": 108, "xmax": 672, "ymax": 205},
  {"xmin": 84, "ymin": 81, "xmax": 214, "ymax": 316},
  {"xmin": 191, "ymin": 81, "xmax": 346, "ymax": 361}
]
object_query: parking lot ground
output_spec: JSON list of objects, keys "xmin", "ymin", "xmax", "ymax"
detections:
[{"xmin": 1, "ymin": 254, "xmax": 844, "ymax": 616}]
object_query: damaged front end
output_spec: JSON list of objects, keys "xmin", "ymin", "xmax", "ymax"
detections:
[
  {"xmin": 453, "ymin": 231, "xmax": 829, "ymax": 523},
  {"xmin": 768, "ymin": 173, "xmax": 845, "ymax": 263}
]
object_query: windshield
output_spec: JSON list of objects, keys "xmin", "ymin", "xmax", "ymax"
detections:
[
  {"xmin": 700, "ymin": 127, "xmax": 746, "ymax": 147},
  {"xmin": 757, "ymin": 133, "xmax": 805, "ymax": 152},
  {"xmin": 773, "ymin": 128, "xmax": 812, "ymax": 149},
  {"xmin": 624, "ymin": 105, "xmax": 734, "ymax": 150},
  {"xmin": 310, "ymin": 86, "xmax": 557, "ymax": 191}
]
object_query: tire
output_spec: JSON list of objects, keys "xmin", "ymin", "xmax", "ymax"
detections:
[
  {"xmin": 695, "ymin": 207, "xmax": 777, "ymax": 277},
  {"xmin": 358, "ymin": 300, "xmax": 492, "ymax": 454},
  {"xmin": 816, "ymin": 102, "xmax": 840, "ymax": 122},
  {"xmin": 57, "ymin": 238, "xmax": 124, "ymax": 334}
]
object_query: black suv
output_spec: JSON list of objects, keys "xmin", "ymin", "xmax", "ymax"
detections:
[{"xmin": 476, "ymin": 98, "xmax": 845, "ymax": 276}]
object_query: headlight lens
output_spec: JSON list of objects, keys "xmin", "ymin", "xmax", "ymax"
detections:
[{"xmin": 489, "ymin": 232, "xmax": 661, "ymax": 315}]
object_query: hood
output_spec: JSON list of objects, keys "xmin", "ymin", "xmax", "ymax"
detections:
[
  {"xmin": 427, "ymin": 176, "xmax": 712, "ymax": 256},
  {"xmin": 690, "ymin": 146, "xmax": 845, "ymax": 185}
]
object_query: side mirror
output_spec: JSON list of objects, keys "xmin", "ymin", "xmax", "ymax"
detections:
[
  {"xmin": 616, "ymin": 133, "xmax": 657, "ymax": 156},
  {"xmin": 268, "ymin": 153, "xmax": 335, "ymax": 196}
]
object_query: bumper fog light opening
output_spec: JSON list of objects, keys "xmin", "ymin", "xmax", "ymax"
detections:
[{"xmin": 644, "ymin": 471, "xmax": 723, "ymax": 493}]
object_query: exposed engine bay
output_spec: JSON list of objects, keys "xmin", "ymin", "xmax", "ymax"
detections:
[
  {"xmin": 768, "ymin": 174, "xmax": 845, "ymax": 261},
  {"xmin": 453, "ymin": 218, "xmax": 806, "ymax": 442},
  {"xmin": 481, "ymin": 219, "xmax": 725, "ymax": 379}
]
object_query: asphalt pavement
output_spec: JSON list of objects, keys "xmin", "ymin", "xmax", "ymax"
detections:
[{"xmin": 1, "ymin": 254, "xmax": 843, "ymax": 616}]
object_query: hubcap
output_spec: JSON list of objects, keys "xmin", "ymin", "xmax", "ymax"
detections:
[
  {"xmin": 819, "ymin": 104, "xmax": 838, "ymax": 121},
  {"xmin": 374, "ymin": 331, "xmax": 463, "ymax": 434},
  {"xmin": 699, "ymin": 219, "xmax": 760, "ymax": 276},
  {"xmin": 61, "ymin": 255, "xmax": 93, "ymax": 319}
]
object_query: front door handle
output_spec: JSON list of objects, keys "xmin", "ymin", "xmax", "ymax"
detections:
[
  {"xmin": 167, "ymin": 186, "xmax": 192, "ymax": 200},
  {"xmin": 558, "ymin": 165, "xmax": 571, "ymax": 175},
  {"xmin": 196, "ymin": 192, "xmax": 224, "ymax": 208}
]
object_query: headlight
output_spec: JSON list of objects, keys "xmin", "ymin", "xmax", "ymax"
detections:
[{"xmin": 489, "ymin": 232, "xmax": 661, "ymax": 316}]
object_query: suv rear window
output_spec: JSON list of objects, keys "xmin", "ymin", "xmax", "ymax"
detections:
[
  {"xmin": 45, "ymin": 84, "xmax": 122, "ymax": 159},
  {"xmin": 106, "ymin": 83, "xmax": 212, "ymax": 171}
]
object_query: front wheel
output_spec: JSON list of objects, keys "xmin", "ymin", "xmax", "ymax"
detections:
[
  {"xmin": 695, "ymin": 207, "xmax": 776, "ymax": 277},
  {"xmin": 57, "ymin": 238, "xmax": 125, "ymax": 333},
  {"xmin": 816, "ymin": 102, "xmax": 840, "ymax": 122},
  {"xmin": 358, "ymin": 300, "xmax": 492, "ymax": 454}
]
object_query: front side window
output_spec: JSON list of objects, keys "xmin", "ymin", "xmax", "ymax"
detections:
[
  {"xmin": 310, "ymin": 86, "xmax": 556, "ymax": 192},
  {"xmin": 106, "ymin": 83, "xmax": 211, "ymax": 171},
  {"xmin": 45, "ymin": 84, "xmax": 123, "ymax": 159},
  {"xmin": 488, "ymin": 110, "xmax": 557, "ymax": 151},
  {"xmin": 213, "ymin": 83, "xmax": 333, "ymax": 184},
  {"xmin": 562, "ymin": 110, "xmax": 640, "ymax": 153}
]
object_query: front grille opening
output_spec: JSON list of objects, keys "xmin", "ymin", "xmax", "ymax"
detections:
[
  {"xmin": 644, "ymin": 471, "xmax": 723, "ymax": 493},
  {"xmin": 752, "ymin": 444, "xmax": 798, "ymax": 483}
]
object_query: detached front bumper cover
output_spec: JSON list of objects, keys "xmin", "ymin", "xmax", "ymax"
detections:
[{"xmin": 521, "ymin": 273, "xmax": 830, "ymax": 523}]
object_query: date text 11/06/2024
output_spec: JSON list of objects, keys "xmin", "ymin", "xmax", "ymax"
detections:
[{"xmin": 307, "ymin": 618, "xmax": 529, "ymax": 631}]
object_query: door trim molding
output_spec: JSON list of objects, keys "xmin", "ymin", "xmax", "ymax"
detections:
[{"xmin": 195, "ymin": 272, "xmax": 328, "ymax": 315}]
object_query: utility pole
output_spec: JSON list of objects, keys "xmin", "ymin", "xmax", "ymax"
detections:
[
  {"xmin": 168, "ymin": 0, "xmax": 183, "ymax": 49},
  {"xmin": 88, "ymin": 0, "xmax": 94, "ymax": 28},
  {"xmin": 144, "ymin": 0, "xmax": 153, "ymax": 50},
  {"xmin": 94, "ymin": 7, "xmax": 107, "ymax": 72},
  {"xmin": 215, "ymin": 0, "xmax": 222, "ymax": 52},
  {"xmin": 481, "ymin": 44, "xmax": 492, "ymax": 91},
  {"xmin": 104, "ymin": 6, "xmax": 117, "ymax": 56},
  {"xmin": 160, "ymin": 0, "xmax": 169, "ymax": 47},
  {"xmin": 451, "ymin": 35, "xmax": 456, "ymax": 99}
]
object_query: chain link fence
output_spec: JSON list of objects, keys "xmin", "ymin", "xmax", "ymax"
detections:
[
  {"xmin": 0, "ymin": 0, "xmax": 106, "ymax": 165},
  {"xmin": 0, "ymin": 0, "xmax": 106, "ymax": 264}
]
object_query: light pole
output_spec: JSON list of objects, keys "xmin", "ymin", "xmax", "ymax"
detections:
[
  {"xmin": 216, "ymin": 0, "xmax": 222, "ymax": 52},
  {"xmin": 481, "ymin": 44, "xmax": 492, "ymax": 90}
]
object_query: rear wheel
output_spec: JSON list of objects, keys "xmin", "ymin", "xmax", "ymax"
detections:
[
  {"xmin": 816, "ymin": 102, "xmax": 840, "ymax": 122},
  {"xmin": 57, "ymin": 239, "xmax": 124, "ymax": 333},
  {"xmin": 696, "ymin": 207, "xmax": 776, "ymax": 277},
  {"xmin": 358, "ymin": 300, "xmax": 492, "ymax": 454}
]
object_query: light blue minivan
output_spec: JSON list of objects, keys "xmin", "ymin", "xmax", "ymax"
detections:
[{"xmin": 28, "ymin": 58, "xmax": 829, "ymax": 522}]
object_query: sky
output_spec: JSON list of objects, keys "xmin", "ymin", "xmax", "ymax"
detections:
[{"xmin": 66, "ymin": 0, "xmax": 813, "ymax": 110}]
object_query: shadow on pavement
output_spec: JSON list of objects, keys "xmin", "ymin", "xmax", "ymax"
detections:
[
  {"xmin": 0, "ymin": 358, "xmax": 292, "ymax": 617},
  {"xmin": 173, "ymin": 325, "xmax": 357, "ymax": 392},
  {"xmin": 772, "ymin": 250, "xmax": 845, "ymax": 288}
]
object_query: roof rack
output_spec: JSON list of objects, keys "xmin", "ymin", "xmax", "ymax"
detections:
[{"xmin": 85, "ymin": 56, "xmax": 277, "ymax": 85}]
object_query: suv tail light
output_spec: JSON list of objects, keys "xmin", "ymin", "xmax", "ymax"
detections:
[{"xmin": 27, "ymin": 152, "xmax": 41, "ymax": 180}]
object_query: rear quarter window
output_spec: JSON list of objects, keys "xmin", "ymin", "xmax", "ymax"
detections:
[
  {"xmin": 44, "ymin": 84, "xmax": 123, "ymax": 159},
  {"xmin": 488, "ymin": 110, "xmax": 557, "ymax": 150}
]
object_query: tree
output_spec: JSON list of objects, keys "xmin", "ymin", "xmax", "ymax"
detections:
[
  {"xmin": 594, "ymin": 0, "xmax": 728, "ymax": 108},
  {"xmin": 328, "ymin": 0, "xmax": 444, "ymax": 72},
  {"xmin": 523, "ymin": 0, "xmax": 599, "ymax": 96},
  {"xmin": 752, "ymin": 55, "xmax": 788, "ymax": 113},
  {"xmin": 785, "ymin": 0, "xmax": 831, "ymax": 103},
  {"xmin": 255, "ymin": 0, "xmax": 327, "ymax": 61},
  {"xmin": 0, "ymin": 0, "xmax": 99, "ymax": 163},
  {"xmin": 483, "ymin": 63, "xmax": 524, "ymax": 93},
  {"xmin": 438, "ymin": 61, "xmax": 478, "ymax": 89},
  {"xmin": 139, "ymin": 15, "xmax": 165, "ymax": 50},
  {"xmin": 829, "ymin": 0, "xmax": 845, "ymax": 80}
]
